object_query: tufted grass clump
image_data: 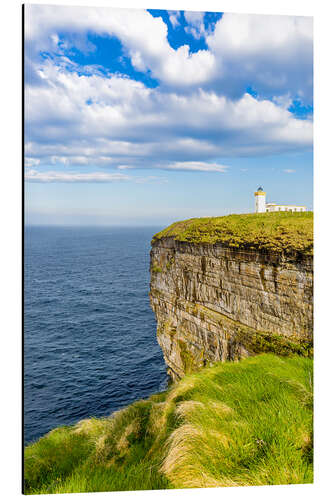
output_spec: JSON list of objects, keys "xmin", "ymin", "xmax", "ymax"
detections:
[
  {"xmin": 24, "ymin": 354, "xmax": 313, "ymax": 494},
  {"xmin": 160, "ymin": 354, "xmax": 313, "ymax": 488},
  {"xmin": 152, "ymin": 212, "xmax": 313, "ymax": 255}
]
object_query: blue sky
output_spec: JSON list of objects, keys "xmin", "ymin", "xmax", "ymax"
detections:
[{"xmin": 25, "ymin": 5, "xmax": 313, "ymax": 226}]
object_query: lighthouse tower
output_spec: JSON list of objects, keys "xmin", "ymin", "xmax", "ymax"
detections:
[{"xmin": 254, "ymin": 187, "xmax": 266, "ymax": 213}]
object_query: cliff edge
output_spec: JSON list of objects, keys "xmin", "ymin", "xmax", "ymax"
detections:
[{"xmin": 150, "ymin": 212, "xmax": 313, "ymax": 380}]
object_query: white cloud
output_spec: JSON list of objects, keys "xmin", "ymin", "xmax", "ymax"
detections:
[
  {"xmin": 165, "ymin": 161, "xmax": 227, "ymax": 172},
  {"xmin": 168, "ymin": 11, "xmax": 181, "ymax": 28},
  {"xmin": 184, "ymin": 11, "xmax": 206, "ymax": 39},
  {"xmin": 27, "ymin": 6, "xmax": 314, "ymax": 107},
  {"xmin": 206, "ymin": 13, "xmax": 313, "ymax": 102},
  {"xmin": 283, "ymin": 169, "xmax": 296, "ymax": 174},
  {"xmin": 25, "ymin": 169, "xmax": 168, "ymax": 184},
  {"xmin": 25, "ymin": 61, "xmax": 313, "ymax": 170},
  {"xmin": 25, "ymin": 6, "xmax": 313, "ymax": 101},
  {"xmin": 117, "ymin": 165, "xmax": 134, "ymax": 170},
  {"xmin": 25, "ymin": 157, "xmax": 40, "ymax": 167},
  {"xmin": 25, "ymin": 4, "xmax": 215, "ymax": 88},
  {"xmin": 24, "ymin": 6, "xmax": 313, "ymax": 177},
  {"xmin": 272, "ymin": 94, "xmax": 293, "ymax": 109},
  {"xmin": 25, "ymin": 169, "xmax": 132, "ymax": 182}
]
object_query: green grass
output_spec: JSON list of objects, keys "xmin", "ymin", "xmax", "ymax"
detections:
[
  {"xmin": 152, "ymin": 212, "xmax": 313, "ymax": 255},
  {"xmin": 24, "ymin": 354, "xmax": 313, "ymax": 493}
]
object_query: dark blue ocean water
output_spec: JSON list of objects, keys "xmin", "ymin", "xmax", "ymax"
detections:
[{"xmin": 24, "ymin": 226, "xmax": 167, "ymax": 445}]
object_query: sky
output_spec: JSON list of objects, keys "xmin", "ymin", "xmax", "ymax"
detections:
[{"xmin": 24, "ymin": 5, "xmax": 313, "ymax": 226}]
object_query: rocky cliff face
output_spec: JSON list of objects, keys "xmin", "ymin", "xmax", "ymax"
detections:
[{"xmin": 150, "ymin": 237, "xmax": 313, "ymax": 381}]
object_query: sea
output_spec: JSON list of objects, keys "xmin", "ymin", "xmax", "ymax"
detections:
[{"xmin": 24, "ymin": 225, "xmax": 168, "ymax": 445}]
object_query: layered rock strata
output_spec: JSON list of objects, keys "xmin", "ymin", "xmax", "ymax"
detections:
[{"xmin": 150, "ymin": 237, "xmax": 313, "ymax": 381}]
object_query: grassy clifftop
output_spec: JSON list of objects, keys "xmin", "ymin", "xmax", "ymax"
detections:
[
  {"xmin": 24, "ymin": 354, "xmax": 313, "ymax": 494},
  {"xmin": 152, "ymin": 212, "xmax": 313, "ymax": 255}
]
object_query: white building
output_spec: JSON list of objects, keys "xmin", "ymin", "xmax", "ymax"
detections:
[{"xmin": 254, "ymin": 187, "xmax": 306, "ymax": 213}]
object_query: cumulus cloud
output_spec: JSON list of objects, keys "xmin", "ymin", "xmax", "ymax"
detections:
[
  {"xmin": 25, "ymin": 4, "xmax": 215, "ymax": 88},
  {"xmin": 25, "ymin": 60, "xmax": 312, "ymax": 170},
  {"xmin": 25, "ymin": 6, "xmax": 313, "ymax": 101},
  {"xmin": 24, "ymin": 5, "xmax": 313, "ymax": 180},
  {"xmin": 206, "ymin": 13, "xmax": 313, "ymax": 102}
]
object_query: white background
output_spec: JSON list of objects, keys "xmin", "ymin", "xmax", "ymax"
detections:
[{"xmin": 1, "ymin": 0, "xmax": 332, "ymax": 499}]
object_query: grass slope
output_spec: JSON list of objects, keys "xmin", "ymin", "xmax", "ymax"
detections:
[
  {"xmin": 152, "ymin": 212, "xmax": 313, "ymax": 255},
  {"xmin": 24, "ymin": 354, "xmax": 313, "ymax": 493}
]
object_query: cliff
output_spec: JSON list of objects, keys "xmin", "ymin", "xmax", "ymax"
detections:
[
  {"xmin": 150, "ymin": 212, "xmax": 313, "ymax": 381},
  {"xmin": 24, "ymin": 211, "xmax": 314, "ymax": 493}
]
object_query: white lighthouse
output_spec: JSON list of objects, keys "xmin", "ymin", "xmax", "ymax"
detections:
[
  {"xmin": 254, "ymin": 186, "xmax": 306, "ymax": 213},
  {"xmin": 254, "ymin": 186, "xmax": 266, "ymax": 213}
]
